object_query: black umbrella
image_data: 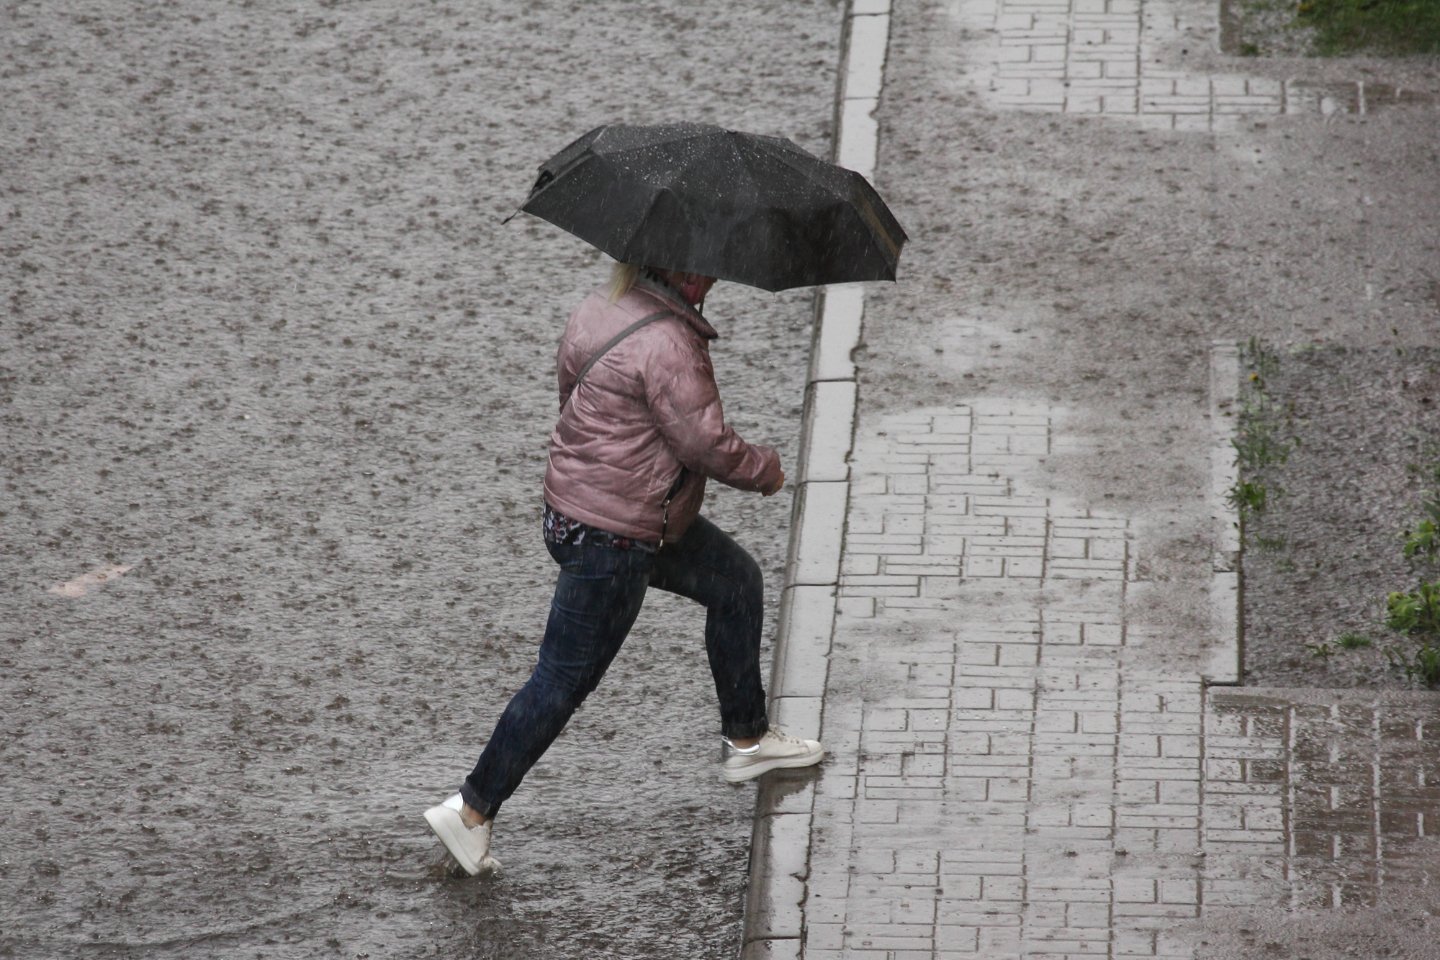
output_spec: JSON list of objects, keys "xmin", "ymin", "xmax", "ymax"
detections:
[{"xmin": 512, "ymin": 122, "xmax": 906, "ymax": 292}]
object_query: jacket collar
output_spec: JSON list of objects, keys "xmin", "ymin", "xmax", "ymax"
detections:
[{"xmin": 632, "ymin": 275, "xmax": 719, "ymax": 341}]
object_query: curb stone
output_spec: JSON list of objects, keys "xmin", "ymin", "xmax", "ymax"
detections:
[
  {"xmin": 741, "ymin": 0, "xmax": 894, "ymax": 956},
  {"xmin": 1205, "ymin": 340, "xmax": 1242, "ymax": 686}
]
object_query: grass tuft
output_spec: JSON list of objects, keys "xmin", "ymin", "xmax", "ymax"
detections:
[{"xmin": 1298, "ymin": 0, "xmax": 1440, "ymax": 56}]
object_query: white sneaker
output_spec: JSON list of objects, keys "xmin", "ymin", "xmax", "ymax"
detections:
[
  {"xmin": 424, "ymin": 793, "xmax": 500, "ymax": 876},
  {"xmin": 722, "ymin": 728, "xmax": 824, "ymax": 783}
]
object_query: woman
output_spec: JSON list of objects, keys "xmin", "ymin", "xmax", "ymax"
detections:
[{"xmin": 424, "ymin": 263, "xmax": 824, "ymax": 875}]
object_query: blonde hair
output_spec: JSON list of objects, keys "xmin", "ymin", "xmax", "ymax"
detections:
[{"xmin": 608, "ymin": 262, "xmax": 642, "ymax": 302}]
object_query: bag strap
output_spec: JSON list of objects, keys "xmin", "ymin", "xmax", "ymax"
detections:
[{"xmin": 562, "ymin": 309, "xmax": 671, "ymax": 410}]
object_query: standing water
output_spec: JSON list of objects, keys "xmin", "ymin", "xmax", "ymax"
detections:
[{"xmin": 0, "ymin": 2, "xmax": 840, "ymax": 956}]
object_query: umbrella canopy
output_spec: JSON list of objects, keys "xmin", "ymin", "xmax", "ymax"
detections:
[{"xmin": 515, "ymin": 122, "xmax": 906, "ymax": 292}]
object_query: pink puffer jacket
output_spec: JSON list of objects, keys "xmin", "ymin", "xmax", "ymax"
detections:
[{"xmin": 542, "ymin": 277, "xmax": 783, "ymax": 543}]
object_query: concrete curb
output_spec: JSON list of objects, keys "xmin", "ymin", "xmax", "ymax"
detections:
[
  {"xmin": 740, "ymin": 2, "xmax": 894, "ymax": 957},
  {"xmin": 1204, "ymin": 340, "xmax": 1243, "ymax": 686}
]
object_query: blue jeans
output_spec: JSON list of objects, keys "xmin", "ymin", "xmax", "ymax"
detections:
[{"xmin": 459, "ymin": 515, "xmax": 770, "ymax": 818}]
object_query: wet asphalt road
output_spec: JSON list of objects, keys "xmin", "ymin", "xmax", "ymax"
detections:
[{"xmin": 0, "ymin": 3, "xmax": 842, "ymax": 957}]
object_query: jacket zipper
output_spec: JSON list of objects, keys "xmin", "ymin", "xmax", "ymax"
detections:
[{"xmin": 658, "ymin": 469, "xmax": 688, "ymax": 549}]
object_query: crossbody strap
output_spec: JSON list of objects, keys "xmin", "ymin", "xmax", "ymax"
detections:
[{"xmin": 562, "ymin": 309, "xmax": 671, "ymax": 410}]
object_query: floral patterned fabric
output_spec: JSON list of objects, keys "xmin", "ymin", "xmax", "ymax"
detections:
[{"xmin": 542, "ymin": 502, "xmax": 658, "ymax": 553}]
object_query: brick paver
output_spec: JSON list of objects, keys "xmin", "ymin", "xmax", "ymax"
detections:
[
  {"xmin": 1205, "ymin": 691, "xmax": 1440, "ymax": 912},
  {"xmin": 786, "ymin": 407, "xmax": 1440, "ymax": 960},
  {"xmin": 742, "ymin": 1, "xmax": 1440, "ymax": 957},
  {"xmin": 807, "ymin": 403, "xmax": 1190, "ymax": 959},
  {"xmin": 949, "ymin": 0, "xmax": 1397, "ymax": 130}
]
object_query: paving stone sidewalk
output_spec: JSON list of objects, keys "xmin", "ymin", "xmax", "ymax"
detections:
[
  {"xmin": 951, "ymin": 0, "xmax": 1414, "ymax": 127},
  {"xmin": 748, "ymin": 401, "xmax": 1440, "ymax": 960},
  {"xmin": 742, "ymin": 0, "xmax": 1440, "ymax": 953}
]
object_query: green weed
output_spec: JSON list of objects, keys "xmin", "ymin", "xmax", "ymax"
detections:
[
  {"xmin": 1336, "ymin": 631, "xmax": 1372, "ymax": 650},
  {"xmin": 1404, "ymin": 450, "xmax": 1440, "ymax": 487},
  {"xmin": 1298, "ymin": 0, "xmax": 1440, "ymax": 56},
  {"xmin": 1403, "ymin": 513, "xmax": 1440, "ymax": 563},
  {"xmin": 1309, "ymin": 633, "xmax": 1371, "ymax": 661},
  {"xmin": 1388, "ymin": 643, "xmax": 1440, "ymax": 688},
  {"xmin": 1242, "ymin": 336, "xmax": 1281, "ymax": 386},
  {"xmin": 1384, "ymin": 453, "xmax": 1440, "ymax": 686},
  {"xmin": 1385, "ymin": 581, "xmax": 1440, "ymax": 637},
  {"xmin": 1229, "ymin": 338, "xmax": 1296, "ymax": 525},
  {"xmin": 1226, "ymin": 480, "xmax": 1269, "ymax": 515},
  {"xmin": 1232, "ymin": 398, "xmax": 1296, "ymax": 475},
  {"xmin": 1401, "ymin": 442, "xmax": 1440, "ymax": 562}
]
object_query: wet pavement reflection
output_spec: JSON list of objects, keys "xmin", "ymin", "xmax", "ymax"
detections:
[
  {"xmin": 0, "ymin": 1, "xmax": 840, "ymax": 956},
  {"xmin": 1206, "ymin": 691, "xmax": 1440, "ymax": 912}
]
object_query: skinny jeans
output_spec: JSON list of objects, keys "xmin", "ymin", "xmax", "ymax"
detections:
[{"xmin": 460, "ymin": 515, "xmax": 770, "ymax": 818}]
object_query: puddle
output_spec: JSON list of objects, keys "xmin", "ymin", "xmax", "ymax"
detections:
[
  {"xmin": 1208, "ymin": 691, "xmax": 1440, "ymax": 915},
  {"xmin": 1286, "ymin": 81, "xmax": 1440, "ymax": 116}
]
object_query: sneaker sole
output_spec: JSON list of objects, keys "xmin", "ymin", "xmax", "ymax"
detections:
[
  {"xmin": 722, "ymin": 747, "xmax": 825, "ymax": 784},
  {"xmin": 424, "ymin": 806, "xmax": 499, "ymax": 876}
]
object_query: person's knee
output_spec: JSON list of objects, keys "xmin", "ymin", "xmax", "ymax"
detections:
[
  {"xmin": 531, "ymin": 661, "xmax": 599, "ymax": 713},
  {"xmin": 713, "ymin": 555, "xmax": 764, "ymax": 627},
  {"xmin": 736, "ymin": 554, "xmax": 764, "ymax": 608}
]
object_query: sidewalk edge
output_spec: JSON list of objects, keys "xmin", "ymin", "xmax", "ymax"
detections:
[
  {"xmin": 1204, "ymin": 340, "xmax": 1243, "ymax": 686},
  {"xmin": 741, "ymin": 1, "xmax": 894, "ymax": 956}
]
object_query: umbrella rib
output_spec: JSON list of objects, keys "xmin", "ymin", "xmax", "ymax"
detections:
[
  {"xmin": 619, "ymin": 186, "xmax": 671, "ymax": 267},
  {"xmin": 759, "ymin": 146, "xmax": 850, "ymax": 201},
  {"xmin": 854, "ymin": 192, "xmax": 902, "ymax": 262},
  {"xmin": 766, "ymin": 148, "xmax": 907, "ymax": 252}
]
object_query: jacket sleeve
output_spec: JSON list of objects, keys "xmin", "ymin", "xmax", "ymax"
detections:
[{"xmin": 643, "ymin": 332, "xmax": 782, "ymax": 493}]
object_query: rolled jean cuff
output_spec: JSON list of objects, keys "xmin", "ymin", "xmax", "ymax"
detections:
[
  {"xmin": 722, "ymin": 716, "xmax": 769, "ymax": 740},
  {"xmin": 458, "ymin": 783, "xmax": 502, "ymax": 820}
]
